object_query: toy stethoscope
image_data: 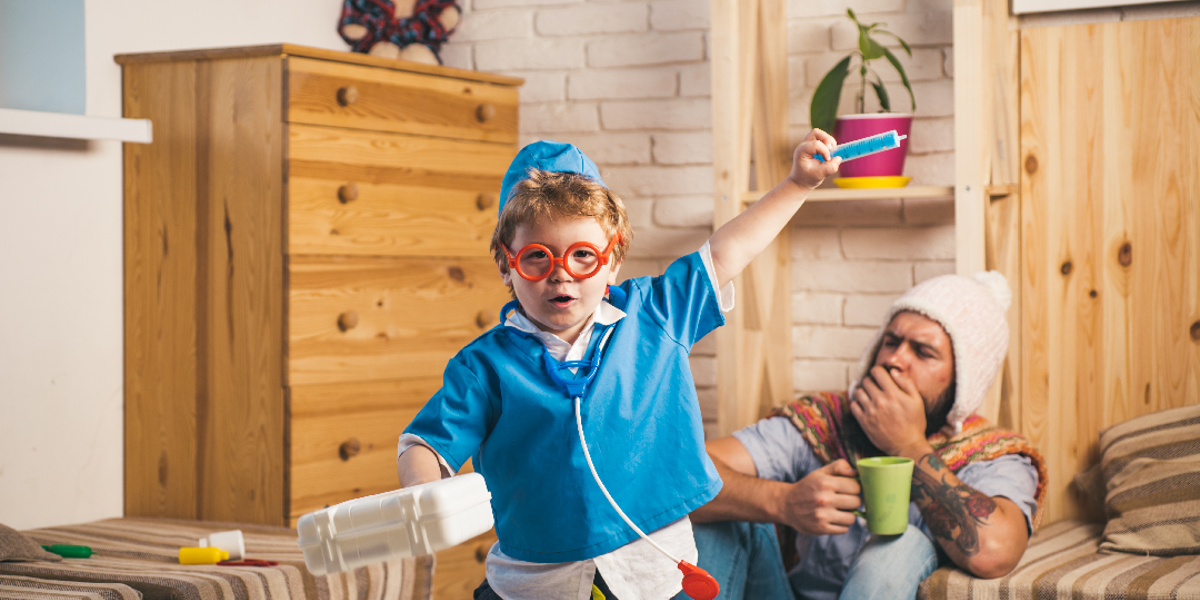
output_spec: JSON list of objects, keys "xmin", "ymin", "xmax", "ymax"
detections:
[{"xmin": 503, "ymin": 299, "xmax": 720, "ymax": 600}]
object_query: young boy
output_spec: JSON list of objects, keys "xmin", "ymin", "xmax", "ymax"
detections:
[{"xmin": 398, "ymin": 131, "xmax": 841, "ymax": 600}]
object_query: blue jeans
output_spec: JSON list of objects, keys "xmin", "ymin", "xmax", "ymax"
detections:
[
  {"xmin": 681, "ymin": 522, "xmax": 938, "ymax": 600},
  {"xmin": 674, "ymin": 521, "xmax": 793, "ymax": 600},
  {"xmin": 837, "ymin": 526, "xmax": 939, "ymax": 600}
]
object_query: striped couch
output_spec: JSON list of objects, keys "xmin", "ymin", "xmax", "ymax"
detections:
[
  {"xmin": 0, "ymin": 517, "xmax": 433, "ymax": 600},
  {"xmin": 920, "ymin": 403, "xmax": 1200, "ymax": 600},
  {"xmin": 918, "ymin": 520, "xmax": 1200, "ymax": 599}
]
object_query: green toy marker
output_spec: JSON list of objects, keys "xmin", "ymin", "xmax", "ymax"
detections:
[{"xmin": 43, "ymin": 544, "xmax": 92, "ymax": 558}]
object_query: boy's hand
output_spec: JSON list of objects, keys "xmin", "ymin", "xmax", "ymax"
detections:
[{"xmin": 789, "ymin": 129, "xmax": 842, "ymax": 190}]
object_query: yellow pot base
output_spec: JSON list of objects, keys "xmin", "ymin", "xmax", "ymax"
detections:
[{"xmin": 833, "ymin": 176, "xmax": 912, "ymax": 189}]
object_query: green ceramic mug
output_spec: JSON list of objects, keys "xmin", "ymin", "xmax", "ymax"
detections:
[{"xmin": 855, "ymin": 456, "xmax": 915, "ymax": 535}]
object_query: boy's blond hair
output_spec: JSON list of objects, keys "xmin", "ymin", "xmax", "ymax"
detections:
[{"xmin": 490, "ymin": 169, "xmax": 633, "ymax": 275}]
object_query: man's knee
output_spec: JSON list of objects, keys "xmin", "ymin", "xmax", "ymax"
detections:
[{"xmin": 840, "ymin": 529, "xmax": 939, "ymax": 600}]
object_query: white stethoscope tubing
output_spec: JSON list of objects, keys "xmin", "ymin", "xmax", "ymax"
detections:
[
  {"xmin": 574, "ymin": 396, "xmax": 681, "ymax": 564},
  {"xmin": 570, "ymin": 327, "xmax": 682, "ymax": 565}
]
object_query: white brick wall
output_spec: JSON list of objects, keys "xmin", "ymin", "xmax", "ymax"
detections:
[
  {"xmin": 787, "ymin": 208, "xmax": 956, "ymax": 397},
  {"xmin": 441, "ymin": 0, "xmax": 956, "ymax": 431},
  {"xmin": 568, "ymin": 66, "xmax": 678, "ymax": 100},
  {"xmin": 535, "ymin": 4, "xmax": 648, "ymax": 36},
  {"xmin": 784, "ymin": 0, "xmax": 959, "ymax": 404}
]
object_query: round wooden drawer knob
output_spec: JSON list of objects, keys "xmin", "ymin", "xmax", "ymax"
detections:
[
  {"xmin": 476, "ymin": 192, "xmax": 496, "ymax": 211},
  {"xmin": 476, "ymin": 103, "xmax": 496, "ymax": 123},
  {"xmin": 338, "ymin": 311, "xmax": 359, "ymax": 332},
  {"xmin": 339, "ymin": 438, "xmax": 361, "ymax": 461},
  {"xmin": 338, "ymin": 183, "xmax": 359, "ymax": 204},
  {"xmin": 337, "ymin": 85, "xmax": 359, "ymax": 107},
  {"xmin": 474, "ymin": 543, "xmax": 488, "ymax": 563}
]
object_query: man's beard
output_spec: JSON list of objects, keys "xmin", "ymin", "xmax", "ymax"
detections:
[
  {"xmin": 923, "ymin": 382, "xmax": 955, "ymax": 437},
  {"xmin": 843, "ymin": 377, "xmax": 956, "ymax": 462}
]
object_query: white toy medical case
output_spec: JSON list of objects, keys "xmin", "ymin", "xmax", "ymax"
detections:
[{"xmin": 297, "ymin": 473, "xmax": 493, "ymax": 575}]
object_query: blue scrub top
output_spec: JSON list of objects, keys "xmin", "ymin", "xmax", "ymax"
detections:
[{"xmin": 405, "ymin": 252, "xmax": 725, "ymax": 563}]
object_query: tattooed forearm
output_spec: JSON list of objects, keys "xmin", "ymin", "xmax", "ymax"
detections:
[{"xmin": 910, "ymin": 453, "xmax": 998, "ymax": 557}]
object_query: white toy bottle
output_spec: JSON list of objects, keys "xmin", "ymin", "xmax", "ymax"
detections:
[{"xmin": 297, "ymin": 473, "xmax": 494, "ymax": 576}]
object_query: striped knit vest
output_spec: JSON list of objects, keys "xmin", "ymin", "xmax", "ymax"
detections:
[{"xmin": 772, "ymin": 392, "xmax": 1048, "ymax": 530}]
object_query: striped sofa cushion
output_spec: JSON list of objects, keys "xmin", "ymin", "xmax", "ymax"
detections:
[
  {"xmin": 0, "ymin": 574, "xmax": 141, "ymax": 600},
  {"xmin": 0, "ymin": 517, "xmax": 433, "ymax": 600},
  {"xmin": 918, "ymin": 520, "xmax": 1200, "ymax": 600},
  {"xmin": 1098, "ymin": 403, "xmax": 1200, "ymax": 556}
]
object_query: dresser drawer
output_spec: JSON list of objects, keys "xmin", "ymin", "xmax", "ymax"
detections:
[
  {"xmin": 289, "ymin": 177, "xmax": 498, "ymax": 258},
  {"xmin": 288, "ymin": 123, "xmax": 516, "ymax": 185},
  {"xmin": 433, "ymin": 529, "xmax": 497, "ymax": 599},
  {"xmin": 288, "ymin": 379, "xmax": 438, "ymax": 520},
  {"xmin": 287, "ymin": 57, "xmax": 518, "ymax": 144},
  {"xmin": 288, "ymin": 255, "xmax": 511, "ymax": 386}
]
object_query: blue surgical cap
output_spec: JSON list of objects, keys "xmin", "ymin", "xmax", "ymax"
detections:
[{"xmin": 498, "ymin": 141, "xmax": 606, "ymax": 214}]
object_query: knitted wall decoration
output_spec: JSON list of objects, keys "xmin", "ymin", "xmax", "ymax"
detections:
[{"xmin": 338, "ymin": 0, "xmax": 462, "ymax": 65}]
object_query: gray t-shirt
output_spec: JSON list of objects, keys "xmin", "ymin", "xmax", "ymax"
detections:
[{"xmin": 733, "ymin": 416, "xmax": 1039, "ymax": 600}]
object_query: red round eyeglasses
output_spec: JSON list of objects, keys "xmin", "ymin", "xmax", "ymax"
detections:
[{"xmin": 502, "ymin": 233, "xmax": 622, "ymax": 281}]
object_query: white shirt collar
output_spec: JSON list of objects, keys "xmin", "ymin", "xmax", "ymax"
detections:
[{"xmin": 504, "ymin": 299, "xmax": 626, "ymax": 363}]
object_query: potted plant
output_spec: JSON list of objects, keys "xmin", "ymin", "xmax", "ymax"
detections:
[{"xmin": 810, "ymin": 9, "xmax": 916, "ymax": 186}]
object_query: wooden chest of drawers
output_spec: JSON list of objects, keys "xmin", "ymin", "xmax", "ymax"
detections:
[{"xmin": 119, "ymin": 44, "xmax": 517, "ymax": 594}]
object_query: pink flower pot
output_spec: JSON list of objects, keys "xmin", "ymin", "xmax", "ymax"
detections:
[{"xmin": 833, "ymin": 113, "xmax": 913, "ymax": 178}]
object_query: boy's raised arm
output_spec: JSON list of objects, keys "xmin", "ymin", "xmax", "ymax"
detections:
[{"xmin": 707, "ymin": 129, "xmax": 842, "ymax": 289}]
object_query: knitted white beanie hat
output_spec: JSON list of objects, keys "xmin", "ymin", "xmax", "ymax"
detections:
[{"xmin": 854, "ymin": 271, "xmax": 1011, "ymax": 436}]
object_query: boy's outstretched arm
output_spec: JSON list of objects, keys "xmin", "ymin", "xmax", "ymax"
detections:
[{"xmin": 708, "ymin": 129, "xmax": 841, "ymax": 288}]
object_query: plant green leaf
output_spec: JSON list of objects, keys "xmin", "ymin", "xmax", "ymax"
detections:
[
  {"xmin": 862, "ymin": 36, "xmax": 887, "ymax": 61},
  {"xmin": 857, "ymin": 25, "xmax": 872, "ymax": 59},
  {"xmin": 870, "ymin": 74, "xmax": 891, "ymax": 112},
  {"xmin": 876, "ymin": 30, "xmax": 913, "ymax": 57},
  {"xmin": 810, "ymin": 55, "xmax": 852, "ymax": 133},
  {"xmin": 880, "ymin": 45, "xmax": 917, "ymax": 110}
]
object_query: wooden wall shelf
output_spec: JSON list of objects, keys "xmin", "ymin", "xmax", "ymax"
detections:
[
  {"xmin": 0, "ymin": 108, "xmax": 152, "ymax": 143},
  {"xmin": 741, "ymin": 185, "xmax": 954, "ymax": 205}
]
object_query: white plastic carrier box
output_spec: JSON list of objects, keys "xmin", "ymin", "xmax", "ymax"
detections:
[{"xmin": 297, "ymin": 473, "xmax": 494, "ymax": 575}]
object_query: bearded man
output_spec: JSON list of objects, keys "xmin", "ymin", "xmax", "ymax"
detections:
[{"xmin": 682, "ymin": 272, "xmax": 1046, "ymax": 600}]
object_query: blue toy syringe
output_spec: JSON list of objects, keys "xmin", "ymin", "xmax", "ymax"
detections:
[{"xmin": 814, "ymin": 130, "xmax": 907, "ymax": 163}]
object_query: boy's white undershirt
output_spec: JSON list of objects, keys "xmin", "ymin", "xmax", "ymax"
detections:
[{"xmin": 397, "ymin": 242, "xmax": 734, "ymax": 600}]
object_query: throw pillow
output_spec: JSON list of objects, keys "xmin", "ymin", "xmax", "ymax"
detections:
[
  {"xmin": 1097, "ymin": 403, "xmax": 1200, "ymax": 555},
  {"xmin": 0, "ymin": 524, "xmax": 62, "ymax": 562}
]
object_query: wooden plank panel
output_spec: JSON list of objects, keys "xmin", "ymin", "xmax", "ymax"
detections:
[
  {"xmin": 123, "ymin": 60, "xmax": 201, "ymax": 520},
  {"xmin": 1128, "ymin": 18, "xmax": 1200, "ymax": 410},
  {"xmin": 1021, "ymin": 17, "xmax": 1200, "ymax": 525},
  {"xmin": 197, "ymin": 56, "xmax": 287, "ymax": 525},
  {"xmin": 984, "ymin": 0, "xmax": 1020, "ymax": 188},
  {"xmin": 710, "ymin": 0, "xmax": 759, "ymax": 436},
  {"xmin": 979, "ymin": 0, "xmax": 1023, "ymax": 429},
  {"xmin": 288, "ymin": 176, "xmax": 499, "ymax": 258},
  {"xmin": 287, "ymin": 57, "xmax": 519, "ymax": 144},
  {"xmin": 953, "ymin": 0, "xmax": 987, "ymax": 276},
  {"xmin": 288, "ymin": 256, "xmax": 511, "ymax": 386},
  {"xmin": 1020, "ymin": 24, "xmax": 1062, "ymax": 524},
  {"xmin": 289, "ymin": 379, "xmax": 437, "ymax": 518},
  {"xmin": 750, "ymin": 0, "xmax": 793, "ymax": 417},
  {"xmin": 984, "ymin": 192, "xmax": 1021, "ymax": 429}
]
